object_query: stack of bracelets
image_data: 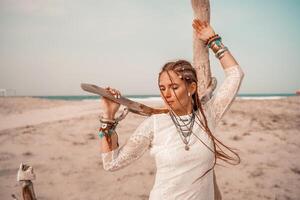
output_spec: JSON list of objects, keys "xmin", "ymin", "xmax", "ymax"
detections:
[
  {"xmin": 98, "ymin": 117, "xmax": 118, "ymax": 149},
  {"xmin": 205, "ymin": 34, "xmax": 228, "ymax": 59},
  {"xmin": 98, "ymin": 107, "xmax": 129, "ymax": 150}
]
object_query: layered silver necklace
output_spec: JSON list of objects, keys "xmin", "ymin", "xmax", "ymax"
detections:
[{"xmin": 169, "ymin": 109, "xmax": 196, "ymax": 151}]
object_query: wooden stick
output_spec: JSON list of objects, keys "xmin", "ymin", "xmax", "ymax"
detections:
[
  {"xmin": 191, "ymin": 0, "xmax": 217, "ymax": 101},
  {"xmin": 81, "ymin": 83, "xmax": 169, "ymax": 116}
]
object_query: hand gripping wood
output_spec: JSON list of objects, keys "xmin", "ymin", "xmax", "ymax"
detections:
[{"xmin": 81, "ymin": 83, "xmax": 169, "ymax": 116}]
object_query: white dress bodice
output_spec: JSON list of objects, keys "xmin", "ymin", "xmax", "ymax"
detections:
[{"xmin": 148, "ymin": 110, "xmax": 216, "ymax": 199}]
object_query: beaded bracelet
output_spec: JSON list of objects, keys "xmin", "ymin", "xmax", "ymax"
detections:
[
  {"xmin": 208, "ymin": 37, "xmax": 222, "ymax": 49},
  {"xmin": 205, "ymin": 34, "xmax": 220, "ymax": 46},
  {"xmin": 98, "ymin": 123, "xmax": 117, "ymax": 150},
  {"xmin": 98, "ymin": 120, "xmax": 118, "ymax": 137},
  {"xmin": 205, "ymin": 34, "xmax": 218, "ymax": 45},
  {"xmin": 97, "ymin": 107, "xmax": 129, "ymax": 150},
  {"xmin": 204, "ymin": 33, "xmax": 229, "ymax": 59}
]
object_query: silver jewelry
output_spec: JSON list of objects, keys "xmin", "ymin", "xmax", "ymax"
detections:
[
  {"xmin": 169, "ymin": 109, "xmax": 196, "ymax": 151},
  {"xmin": 99, "ymin": 107, "xmax": 129, "ymax": 131},
  {"xmin": 218, "ymin": 50, "xmax": 227, "ymax": 59},
  {"xmin": 215, "ymin": 46, "xmax": 228, "ymax": 59}
]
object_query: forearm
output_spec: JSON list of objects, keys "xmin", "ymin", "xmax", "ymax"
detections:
[
  {"xmin": 100, "ymin": 114, "xmax": 154, "ymax": 171},
  {"xmin": 100, "ymin": 130, "xmax": 119, "ymax": 153},
  {"xmin": 100, "ymin": 113, "xmax": 119, "ymax": 153},
  {"xmin": 193, "ymin": 20, "xmax": 244, "ymax": 125},
  {"xmin": 99, "ymin": 89, "xmax": 154, "ymax": 172},
  {"xmin": 208, "ymin": 36, "xmax": 244, "ymax": 124},
  {"xmin": 218, "ymin": 50, "xmax": 238, "ymax": 70},
  {"xmin": 210, "ymin": 42, "xmax": 238, "ymax": 70},
  {"xmin": 208, "ymin": 64, "xmax": 244, "ymax": 127},
  {"xmin": 211, "ymin": 40, "xmax": 244, "ymax": 76}
]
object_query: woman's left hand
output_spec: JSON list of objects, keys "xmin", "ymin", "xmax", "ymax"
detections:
[{"xmin": 192, "ymin": 19, "xmax": 216, "ymax": 42}]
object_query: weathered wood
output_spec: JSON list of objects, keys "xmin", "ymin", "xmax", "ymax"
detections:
[
  {"xmin": 81, "ymin": 83, "xmax": 169, "ymax": 116},
  {"xmin": 81, "ymin": 83, "xmax": 214, "ymax": 116},
  {"xmin": 191, "ymin": 0, "xmax": 217, "ymax": 101},
  {"xmin": 16, "ymin": 163, "xmax": 37, "ymax": 200}
]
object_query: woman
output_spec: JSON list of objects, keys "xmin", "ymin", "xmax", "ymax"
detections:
[{"xmin": 98, "ymin": 19, "xmax": 244, "ymax": 199}]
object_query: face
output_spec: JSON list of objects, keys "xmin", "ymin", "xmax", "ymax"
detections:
[{"xmin": 159, "ymin": 70, "xmax": 196, "ymax": 115}]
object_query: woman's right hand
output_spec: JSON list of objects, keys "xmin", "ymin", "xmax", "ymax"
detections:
[
  {"xmin": 192, "ymin": 19, "xmax": 216, "ymax": 42},
  {"xmin": 100, "ymin": 87, "xmax": 122, "ymax": 120}
]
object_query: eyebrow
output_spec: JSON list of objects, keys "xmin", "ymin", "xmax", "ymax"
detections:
[{"xmin": 159, "ymin": 83, "xmax": 179, "ymax": 87}]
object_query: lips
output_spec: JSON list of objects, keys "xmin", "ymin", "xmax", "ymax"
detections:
[{"xmin": 167, "ymin": 101, "xmax": 174, "ymax": 104}]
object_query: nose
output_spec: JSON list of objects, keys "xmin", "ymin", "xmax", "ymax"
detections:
[{"xmin": 164, "ymin": 88, "xmax": 172, "ymax": 100}]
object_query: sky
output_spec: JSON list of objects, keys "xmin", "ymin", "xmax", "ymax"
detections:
[{"xmin": 0, "ymin": 0, "xmax": 300, "ymax": 96}]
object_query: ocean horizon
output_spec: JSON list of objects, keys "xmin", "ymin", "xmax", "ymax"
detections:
[{"xmin": 18, "ymin": 93, "xmax": 297, "ymax": 101}]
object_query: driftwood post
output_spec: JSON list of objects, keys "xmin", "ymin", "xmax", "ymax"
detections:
[
  {"xmin": 13, "ymin": 163, "xmax": 37, "ymax": 200},
  {"xmin": 191, "ymin": 1, "xmax": 222, "ymax": 200},
  {"xmin": 191, "ymin": 0, "xmax": 217, "ymax": 103}
]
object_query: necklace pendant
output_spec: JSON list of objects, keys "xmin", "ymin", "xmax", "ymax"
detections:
[{"xmin": 185, "ymin": 145, "xmax": 190, "ymax": 151}]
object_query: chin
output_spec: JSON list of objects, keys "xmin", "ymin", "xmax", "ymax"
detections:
[{"xmin": 164, "ymin": 104, "xmax": 174, "ymax": 111}]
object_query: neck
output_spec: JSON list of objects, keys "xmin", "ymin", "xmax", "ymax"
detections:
[{"xmin": 171, "ymin": 104, "xmax": 193, "ymax": 116}]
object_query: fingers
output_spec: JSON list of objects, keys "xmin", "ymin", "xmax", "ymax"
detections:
[
  {"xmin": 192, "ymin": 19, "xmax": 214, "ymax": 42},
  {"xmin": 195, "ymin": 19, "xmax": 204, "ymax": 28},
  {"xmin": 192, "ymin": 22, "xmax": 202, "ymax": 33},
  {"xmin": 105, "ymin": 86, "xmax": 121, "ymax": 99},
  {"xmin": 192, "ymin": 19, "xmax": 208, "ymax": 31}
]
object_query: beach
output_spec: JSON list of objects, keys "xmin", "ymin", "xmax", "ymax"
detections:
[{"xmin": 0, "ymin": 96, "xmax": 299, "ymax": 200}]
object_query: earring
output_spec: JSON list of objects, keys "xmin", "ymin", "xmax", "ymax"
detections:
[{"xmin": 188, "ymin": 92, "xmax": 191, "ymax": 97}]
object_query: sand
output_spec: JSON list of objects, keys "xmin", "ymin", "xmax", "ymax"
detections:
[{"xmin": 0, "ymin": 96, "xmax": 299, "ymax": 200}]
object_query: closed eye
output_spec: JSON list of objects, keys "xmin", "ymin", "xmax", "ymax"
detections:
[
  {"xmin": 159, "ymin": 84, "xmax": 179, "ymax": 91},
  {"xmin": 160, "ymin": 86, "xmax": 178, "ymax": 91}
]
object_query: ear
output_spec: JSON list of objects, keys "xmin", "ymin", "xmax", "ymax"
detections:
[{"xmin": 189, "ymin": 82, "xmax": 197, "ymax": 95}]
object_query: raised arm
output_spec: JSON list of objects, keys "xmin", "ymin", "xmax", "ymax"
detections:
[
  {"xmin": 208, "ymin": 64, "xmax": 244, "ymax": 126},
  {"xmin": 98, "ymin": 87, "xmax": 155, "ymax": 171},
  {"xmin": 192, "ymin": 19, "xmax": 245, "ymax": 126},
  {"xmin": 101, "ymin": 115, "xmax": 154, "ymax": 172}
]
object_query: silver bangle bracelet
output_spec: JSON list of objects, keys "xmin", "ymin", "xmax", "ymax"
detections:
[
  {"xmin": 218, "ymin": 51, "xmax": 227, "ymax": 59},
  {"xmin": 99, "ymin": 117, "xmax": 116, "ymax": 123},
  {"xmin": 98, "ymin": 107, "xmax": 129, "ymax": 126},
  {"xmin": 215, "ymin": 46, "xmax": 228, "ymax": 59}
]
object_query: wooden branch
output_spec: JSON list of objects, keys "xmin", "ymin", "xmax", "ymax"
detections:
[
  {"xmin": 191, "ymin": 0, "xmax": 217, "ymax": 102},
  {"xmin": 81, "ymin": 83, "xmax": 169, "ymax": 116}
]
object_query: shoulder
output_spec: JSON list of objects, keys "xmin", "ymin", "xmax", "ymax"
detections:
[
  {"xmin": 134, "ymin": 115, "xmax": 155, "ymax": 132},
  {"xmin": 152, "ymin": 111, "xmax": 170, "ymax": 119},
  {"xmin": 198, "ymin": 102, "xmax": 217, "ymax": 129},
  {"xmin": 151, "ymin": 112, "xmax": 171, "ymax": 124}
]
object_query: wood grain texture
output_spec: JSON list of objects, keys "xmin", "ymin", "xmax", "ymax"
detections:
[{"xmin": 191, "ymin": 0, "xmax": 217, "ymax": 101}]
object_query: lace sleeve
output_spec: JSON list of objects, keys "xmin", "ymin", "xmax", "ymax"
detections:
[
  {"xmin": 101, "ymin": 115, "xmax": 154, "ymax": 171},
  {"xmin": 207, "ymin": 65, "xmax": 244, "ymax": 126}
]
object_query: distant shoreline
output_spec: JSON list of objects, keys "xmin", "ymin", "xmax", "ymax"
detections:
[{"xmin": 1, "ymin": 93, "xmax": 298, "ymax": 101}]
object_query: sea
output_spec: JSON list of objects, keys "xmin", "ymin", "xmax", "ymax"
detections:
[{"xmin": 33, "ymin": 93, "xmax": 298, "ymax": 102}]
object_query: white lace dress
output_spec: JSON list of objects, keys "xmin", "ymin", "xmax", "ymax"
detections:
[{"xmin": 101, "ymin": 65, "xmax": 244, "ymax": 200}]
